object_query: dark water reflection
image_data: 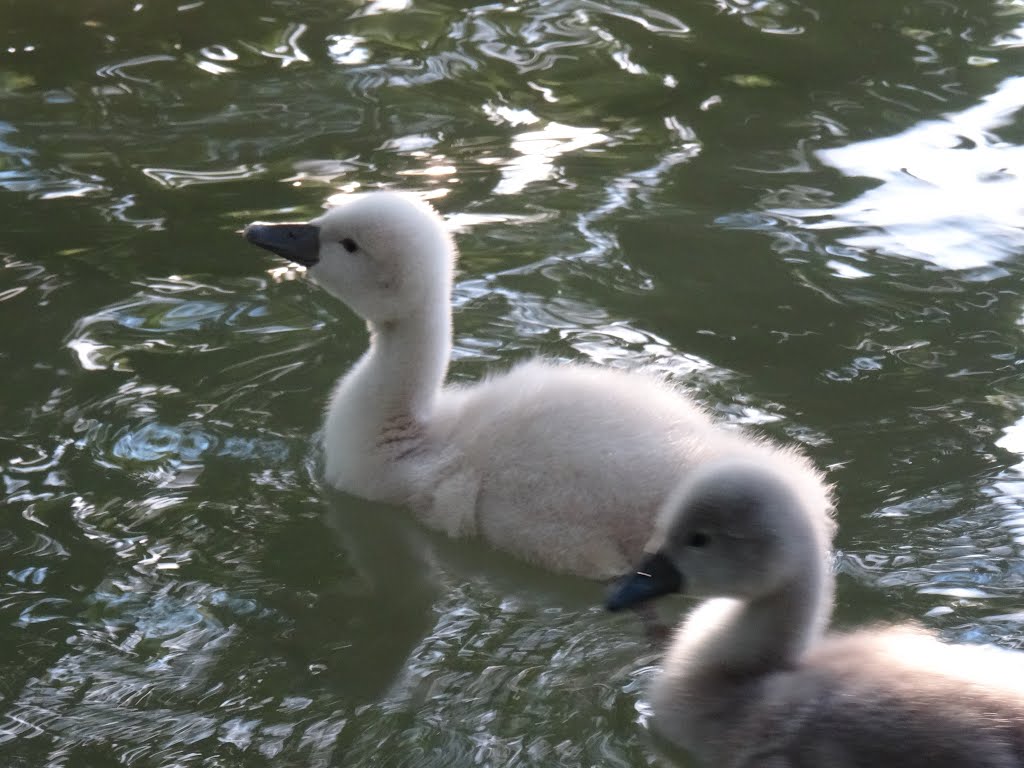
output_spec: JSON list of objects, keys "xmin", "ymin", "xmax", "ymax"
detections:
[{"xmin": 3, "ymin": 0, "xmax": 1024, "ymax": 765}]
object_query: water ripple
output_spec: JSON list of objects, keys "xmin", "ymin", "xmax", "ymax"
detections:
[
  {"xmin": 244, "ymin": 22, "xmax": 312, "ymax": 68},
  {"xmin": 67, "ymin": 275, "xmax": 317, "ymax": 372},
  {"xmin": 838, "ymin": 462, "xmax": 1024, "ymax": 638},
  {"xmin": 713, "ymin": 0, "xmax": 809, "ymax": 35},
  {"xmin": 110, "ymin": 421, "xmax": 289, "ymax": 466},
  {"xmin": 96, "ymin": 54, "xmax": 178, "ymax": 84},
  {"xmin": 142, "ymin": 164, "xmax": 266, "ymax": 188},
  {"xmin": 340, "ymin": 583, "xmax": 652, "ymax": 767}
]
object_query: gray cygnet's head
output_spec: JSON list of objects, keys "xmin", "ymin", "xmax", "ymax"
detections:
[{"xmin": 607, "ymin": 459, "xmax": 832, "ymax": 611}]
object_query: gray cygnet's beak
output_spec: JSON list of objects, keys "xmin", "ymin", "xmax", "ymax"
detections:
[{"xmin": 605, "ymin": 551, "xmax": 683, "ymax": 611}]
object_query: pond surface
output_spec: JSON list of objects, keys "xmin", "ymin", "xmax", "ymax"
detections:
[{"xmin": 3, "ymin": 0, "xmax": 1024, "ymax": 765}]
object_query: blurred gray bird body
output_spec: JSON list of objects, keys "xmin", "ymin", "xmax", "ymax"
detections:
[{"xmin": 607, "ymin": 460, "xmax": 1024, "ymax": 767}]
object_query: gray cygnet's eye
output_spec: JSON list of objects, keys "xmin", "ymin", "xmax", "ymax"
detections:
[{"xmin": 689, "ymin": 532, "xmax": 710, "ymax": 548}]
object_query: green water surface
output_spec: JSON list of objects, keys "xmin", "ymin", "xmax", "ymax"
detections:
[{"xmin": 3, "ymin": 0, "xmax": 1024, "ymax": 765}]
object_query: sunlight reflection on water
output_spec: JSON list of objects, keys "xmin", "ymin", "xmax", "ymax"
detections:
[{"xmin": 779, "ymin": 74, "xmax": 1024, "ymax": 271}]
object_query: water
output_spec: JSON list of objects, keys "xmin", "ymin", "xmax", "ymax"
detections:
[{"xmin": 2, "ymin": 0, "xmax": 1024, "ymax": 765}]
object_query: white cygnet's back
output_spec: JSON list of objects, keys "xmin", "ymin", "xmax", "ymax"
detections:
[
  {"xmin": 245, "ymin": 192, "xmax": 830, "ymax": 580},
  {"xmin": 606, "ymin": 460, "xmax": 1024, "ymax": 767}
]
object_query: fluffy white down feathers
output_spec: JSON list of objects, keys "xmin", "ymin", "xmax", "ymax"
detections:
[{"xmin": 247, "ymin": 191, "xmax": 829, "ymax": 579}]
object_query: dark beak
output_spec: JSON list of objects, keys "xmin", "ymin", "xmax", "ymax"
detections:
[
  {"xmin": 243, "ymin": 222, "xmax": 321, "ymax": 267},
  {"xmin": 605, "ymin": 552, "xmax": 683, "ymax": 612}
]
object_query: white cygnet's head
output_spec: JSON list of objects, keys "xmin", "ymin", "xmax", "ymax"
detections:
[
  {"xmin": 607, "ymin": 460, "xmax": 831, "ymax": 611},
  {"xmin": 244, "ymin": 191, "xmax": 455, "ymax": 324}
]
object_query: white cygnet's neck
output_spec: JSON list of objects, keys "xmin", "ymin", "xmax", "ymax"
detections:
[
  {"xmin": 363, "ymin": 306, "xmax": 452, "ymax": 418},
  {"xmin": 374, "ymin": 303, "xmax": 450, "ymax": 411},
  {"xmin": 323, "ymin": 302, "xmax": 451, "ymax": 498}
]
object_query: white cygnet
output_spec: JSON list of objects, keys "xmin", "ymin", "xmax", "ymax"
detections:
[
  {"xmin": 607, "ymin": 460, "xmax": 1024, "ymax": 766},
  {"xmin": 244, "ymin": 191, "xmax": 829, "ymax": 580}
]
